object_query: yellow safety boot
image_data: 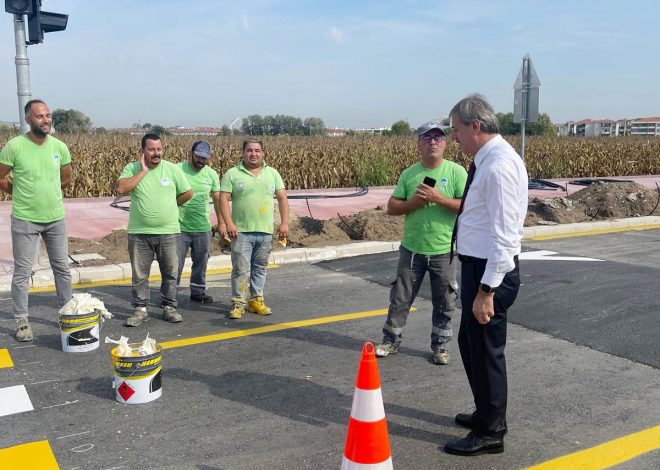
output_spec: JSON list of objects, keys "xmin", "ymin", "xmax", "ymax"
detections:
[
  {"xmin": 227, "ymin": 303, "xmax": 244, "ymax": 319},
  {"xmin": 247, "ymin": 296, "xmax": 271, "ymax": 316}
]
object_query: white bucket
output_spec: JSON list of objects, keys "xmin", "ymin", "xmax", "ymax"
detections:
[
  {"xmin": 111, "ymin": 345, "xmax": 162, "ymax": 404},
  {"xmin": 59, "ymin": 310, "xmax": 100, "ymax": 353}
]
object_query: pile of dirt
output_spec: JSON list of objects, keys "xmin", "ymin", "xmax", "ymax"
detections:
[
  {"xmin": 526, "ymin": 181, "xmax": 660, "ymax": 226},
  {"xmin": 67, "ymin": 182, "xmax": 659, "ymax": 267}
]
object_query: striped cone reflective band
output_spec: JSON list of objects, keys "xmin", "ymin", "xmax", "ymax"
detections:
[{"xmin": 341, "ymin": 342, "xmax": 393, "ymax": 469}]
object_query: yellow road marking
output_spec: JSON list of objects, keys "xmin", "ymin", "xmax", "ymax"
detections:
[
  {"xmin": 0, "ymin": 349, "xmax": 13, "ymax": 368},
  {"xmin": 527, "ymin": 223, "xmax": 660, "ymax": 241},
  {"xmin": 527, "ymin": 425, "xmax": 660, "ymax": 469},
  {"xmin": 0, "ymin": 440, "xmax": 59, "ymax": 470},
  {"xmin": 28, "ymin": 265, "xmax": 276, "ymax": 293},
  {"xmin": 161, "ymin": 307, "xmax": 396, "ymax": 350}
]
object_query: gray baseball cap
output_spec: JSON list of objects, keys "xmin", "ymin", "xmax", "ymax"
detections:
[
  {"xmin": 415, "ymin": 121, "xmax": 446, "ymax": 137},
  {"xmin": 192, "ymin": 141, "xmax": 211, "ymax": 158}
]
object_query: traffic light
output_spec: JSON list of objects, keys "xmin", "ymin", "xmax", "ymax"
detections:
[
  {"xmin": 26, "ymin": 0, "xmax": 68, "ymax": 45},
  {"xmin": 4, "ymin": 0, "xmax": 32, "ymax": 15}
]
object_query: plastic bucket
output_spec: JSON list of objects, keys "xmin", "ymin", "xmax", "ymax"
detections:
[
  {"xmin": 59, "ymin": 310, "xmax": 100, "ymax": 353},
  {"xmin": 111, "ymin": 345, "xmax": 162, "ymax": 404}
]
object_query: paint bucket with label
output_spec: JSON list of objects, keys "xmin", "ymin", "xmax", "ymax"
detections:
[
  {"xmin": 111, "ymin": 345, "xmax": 162, "ymax": 404},
  {"xmin": 59, "ymin": 310, "xmax": 101, "ymax": 353}
]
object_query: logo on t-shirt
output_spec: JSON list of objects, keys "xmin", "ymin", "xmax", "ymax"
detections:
[
  {"xmin": 439, "ymin": 177, "xmax": 448, "ymax": 186},
  {"xmin": 204, "ymin": 178, "xmax": 211, "ymax": 187},
  {"xmin": 237, "ymin": 181, "xmax": 245, "ymax": 191},
  {"xmin": 52, "ymin": 154, "xmax": 61, "ymax": 166},
  {"xmin": 160, "ymin": 178, "xmax": 170, "ymax": 186},
  {"xmin": 269, "ymin": 184, "xmax": 275, "ymax": 194}
]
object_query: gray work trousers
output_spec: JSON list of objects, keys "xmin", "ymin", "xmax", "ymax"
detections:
[
  {"xmin": 11, "ymin": 216, "xmax": 72, "ymax": 319},
  {"xmin": 128, "ymin": 233, "xmax": 179, "ymax": 308},
  {"xmin": 382, "ymin": 246, "xmax": 457, "ymax": 351},
  {"xmin": 177, "ymin": 231, "xmax": 212, "ymax": 298}
]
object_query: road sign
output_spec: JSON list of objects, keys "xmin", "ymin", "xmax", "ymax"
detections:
[{"xmin": 514, "ymin": 87, "xmax": 539, "ymax": 123}]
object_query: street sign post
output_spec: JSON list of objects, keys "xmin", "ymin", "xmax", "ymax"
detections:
[{"xmin": 513, "ymin": 54, "xmax": 540, "ymax": 161}]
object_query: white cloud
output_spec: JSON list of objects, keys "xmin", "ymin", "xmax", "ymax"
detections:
[{"xmin": 326, "ymin": 26, "xmax": 346, "ymax": 44}]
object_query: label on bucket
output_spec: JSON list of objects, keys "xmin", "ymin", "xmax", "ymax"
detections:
[
  {"xmin": 61, "ymin": 323, "xmax": 100, "ymax": 353},
  {"xmin": 114, "ymin": 368, "xmax": 162, "ymax": 405}
]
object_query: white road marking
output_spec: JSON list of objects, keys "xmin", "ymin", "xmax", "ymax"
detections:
[
  {"xmin": 56, "ymin": 431, "xmax": 92, "ymax": 440},
  {"xmin": 31, "ymin": 379, "xmax": 59, "ymax": 385},
  {"xmin": 0, "ymin": 385, "xmax": 34, "ymax": 416},
  {"xmin": 520, "ymin": 250, "xmax": 604, "ymax": 262},
  {"xmin": 71, "ymin": 443, "xmax": 94, "ymax": 453},
  {"xmin": 41, "ymin": 400, "xmax": 79, "ymax": 409}
]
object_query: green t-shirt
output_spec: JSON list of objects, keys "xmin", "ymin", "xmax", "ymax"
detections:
[
  {"xmin": 119, "ymin": 160, "xmax": 191, "ymax": 234},
  {"xmin": 0, "ymin": 134, "xmax": 72, "ymax": 223},
  {"xmin": 219, "ymin": 161, "xmax": 285, "ymax": 234},
  {"xmin": 392, "ymin": 160, "xmax": 468, "ymax": 255},
  {"xmin": 178, "ymin": 161, "xmax": 220, "ymax": 232}
]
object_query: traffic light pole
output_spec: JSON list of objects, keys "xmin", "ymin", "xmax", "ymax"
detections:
[{"xmin": 13, "ymin": 13, "xmax": 31, "ymax": 133}]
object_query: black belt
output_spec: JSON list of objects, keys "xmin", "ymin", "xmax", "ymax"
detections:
[{"xmin": 458, "ymin": 254, "xmax": 519, "ymax": 263}]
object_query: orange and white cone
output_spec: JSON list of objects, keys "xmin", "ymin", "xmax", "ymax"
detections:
[{"xmin": 341, "ymin": 342, "xmax": 393, "ymax": 469}]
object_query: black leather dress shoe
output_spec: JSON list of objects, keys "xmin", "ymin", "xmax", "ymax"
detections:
[
  {"xmin": 444, "ymin": 431, "xmax": 504, "ymax": 456},
  {"xmin": 455, "ymin": 412, "xmax": 476, "ymax": 429},
  {"xmin": 190, "ymin": 294, "xmax": 213, "ymax": 304}
]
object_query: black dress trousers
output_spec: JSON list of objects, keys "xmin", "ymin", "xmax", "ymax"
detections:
[{"xmin": 458, "ymin": 256, "xmax": 520, "ymax": 436}]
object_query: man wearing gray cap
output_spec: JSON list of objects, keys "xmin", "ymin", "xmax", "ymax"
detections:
[
  {"xmin": 177, "ymin": 141, "xmax": 221, "ymax": 304},
  {"xmin": 375, "ymin": 121, "xmax": 467, "ymax": 365}
]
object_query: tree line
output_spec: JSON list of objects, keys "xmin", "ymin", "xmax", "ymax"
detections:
[{"xmin": 240, "ymin": 114, "xmax": 326, "ymax": 136}]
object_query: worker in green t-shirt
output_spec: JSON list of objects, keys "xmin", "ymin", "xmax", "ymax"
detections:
[
  {"xmin": 219, "ymin": 139, "xmax": 289, "ymax": 320},
  {"xmin": 176, "ymin": 141, "xmax": 221, "ymax": 304},
  {"xmin": 116, "ymin": 133, "xmax": 192, "ymax": 327},
  {"xmin": 0, "ymin": 99, "xmax": 73, "ymax": 342},
  {"xmin": 374, "ymin": 121, "xmax": 468, "ymax": 365}
]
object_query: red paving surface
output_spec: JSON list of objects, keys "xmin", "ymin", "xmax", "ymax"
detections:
[{"xmin": 1, "ymin": 176, "xmax": 659, "ymax": 275}]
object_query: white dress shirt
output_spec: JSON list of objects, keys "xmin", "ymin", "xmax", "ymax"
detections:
[{"xmin": 457, "ymin": 134, "xmax": 528, "ymax": 287}]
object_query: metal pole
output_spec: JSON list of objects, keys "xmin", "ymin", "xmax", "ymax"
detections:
[
  {"xmin": 520, "ymin": 55, "xmax": 529, "ymax": 161},
  {"xmin": 13, "ymin": 14, "xmax": 32, "ymax": 134}
]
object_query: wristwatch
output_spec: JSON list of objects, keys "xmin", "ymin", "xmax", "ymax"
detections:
[{"xmin": 479, "ymin": 283, "xmax": 495, "ymax": 294}]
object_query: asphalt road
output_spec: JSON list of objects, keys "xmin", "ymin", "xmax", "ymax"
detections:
[{"xmin": 1, "ymin": 229, "xmax": 659, "ymax": 469}]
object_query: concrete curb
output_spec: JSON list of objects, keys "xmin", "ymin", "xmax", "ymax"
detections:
[{"xmin": 1, "ymin": 216, "xmax": 659, "ymax": 292}]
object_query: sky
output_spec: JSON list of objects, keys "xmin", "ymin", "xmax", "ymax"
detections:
[{"xmin": 1, "ymin": 0, "xmax": 659, "ymax": 129}]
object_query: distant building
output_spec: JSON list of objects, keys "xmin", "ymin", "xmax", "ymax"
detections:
[{"xmin": 557, "ymin": 116, "xmax": 660, "ymax": 137}]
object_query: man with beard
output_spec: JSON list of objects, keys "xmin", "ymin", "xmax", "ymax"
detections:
[
  {"xmin": 219, "ymin": 139, "xmax": 289, "ymax": 319},
  {"xmin": 176, "ymin": 141, "xmax": 221, "ymax": 304},
  {"xmin": 117, "ymin": 133, "xmax": 192, "ymax": 327},
  {"xmin": 0, "ymin": 99, "xmax": 73, "ymax": 342}
]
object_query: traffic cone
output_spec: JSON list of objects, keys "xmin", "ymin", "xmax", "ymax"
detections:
[{"xmin": 341, "ymin": 342, "xmax": 393, "ymax": 469}]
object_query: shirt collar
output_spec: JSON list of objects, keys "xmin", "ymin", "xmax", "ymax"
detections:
[
  {"xmin": 238, "ymin": 160, "xmax": 267, "ymax": 174},
  {"xmin": 474, "ymin": 134, "xmax": 503, "ymax": 167}
]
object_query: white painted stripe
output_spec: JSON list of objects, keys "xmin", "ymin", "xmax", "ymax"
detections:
[
  {"xmin": 520, "ymin": 250, "xmax": 603, "ymax": 262},
  {"xmin": 341, "ymin": 455, "xmax": 393, "ymax": 469},
  {"xmin": 0, "ymin": 385, "xmax": 34, "ymax": 417},
  {"xmin": 350, "ymin": 387, "xmax": 385, "ymax": 422}
]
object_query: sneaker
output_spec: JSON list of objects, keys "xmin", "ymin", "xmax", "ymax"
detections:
[
  {"xmin": 125, "ymin": 307, "xmax": 148, "ymax": 327},
  {"xmin": 432, "ymin": 348, "xmax": 450, "ymax": 365},
  {"xmin": 247, "ymin": 296, "xmax": 271, "ymax": 316},
  {"xmin": 162, "ymin": 306, "xmax": 182, "ymax": 323},
  {"xmin": 190, "ymin": 294, "xmax": 213, "ymax": 304},
  {"xmin": 227, "ymin": 303, "xmax": 244, "ymax": 319},
  {"xmin": 375, "ymin": 342, "xmax": 399, "ymax": 357},
  {"xmin": 15, "ymin": 318, "xmax": 33, "ymax": 342}
]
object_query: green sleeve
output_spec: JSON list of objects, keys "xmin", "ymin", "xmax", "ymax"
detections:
[
  {"xmin": 272, "ymin": 168, "xmax": 285, "ymax": 191},
  {"xmin": 59, "ymin": 142, "xmax": 72, "ymax": 165},
  {"xmin": 391, "ymin": 171, "xmax": 408, "ymax": 200},
  {"xmin": 219, "ymin": 169, "xmax": 233, "ymax": 192},
  {"xmin": 174, "ymin": 165, "xmax": 191, "ymax": 195},
  {"xmin": 211, "ymin": 169, "xmax": 220, "ymax": 192},
  {"xmin": 0, "ymin": 140, "xmax": 15, "ymax": 167},
  {"xmin": 118, "ymin": 162, "xmax": 138, "ymax": 180}
]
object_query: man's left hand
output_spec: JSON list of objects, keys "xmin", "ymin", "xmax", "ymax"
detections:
[
  {"xmin": 277, "ymin": 222, "xmax": 289, "ymax": 240},
  {"xmin": 415, "ymin": 184, "xmax": 439, "ymax": 204},
  {"xmin": 472, "ymin": 291, "xmax": 495, "ymax": 325}
]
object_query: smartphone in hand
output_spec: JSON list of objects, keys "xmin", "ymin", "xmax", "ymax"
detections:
[{"xmin": 423, "ymin": 176, "xmax": 436, "ymax": 187}]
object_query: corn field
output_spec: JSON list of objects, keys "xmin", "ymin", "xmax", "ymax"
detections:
[{"xmin": 1, "ymin": 134, "xmax": 659, "ymax": 200}]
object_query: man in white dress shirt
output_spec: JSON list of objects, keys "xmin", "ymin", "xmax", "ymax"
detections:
[{"xmin": 444, "ymin": 94, "xmax": 528, "ymax": 456}]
